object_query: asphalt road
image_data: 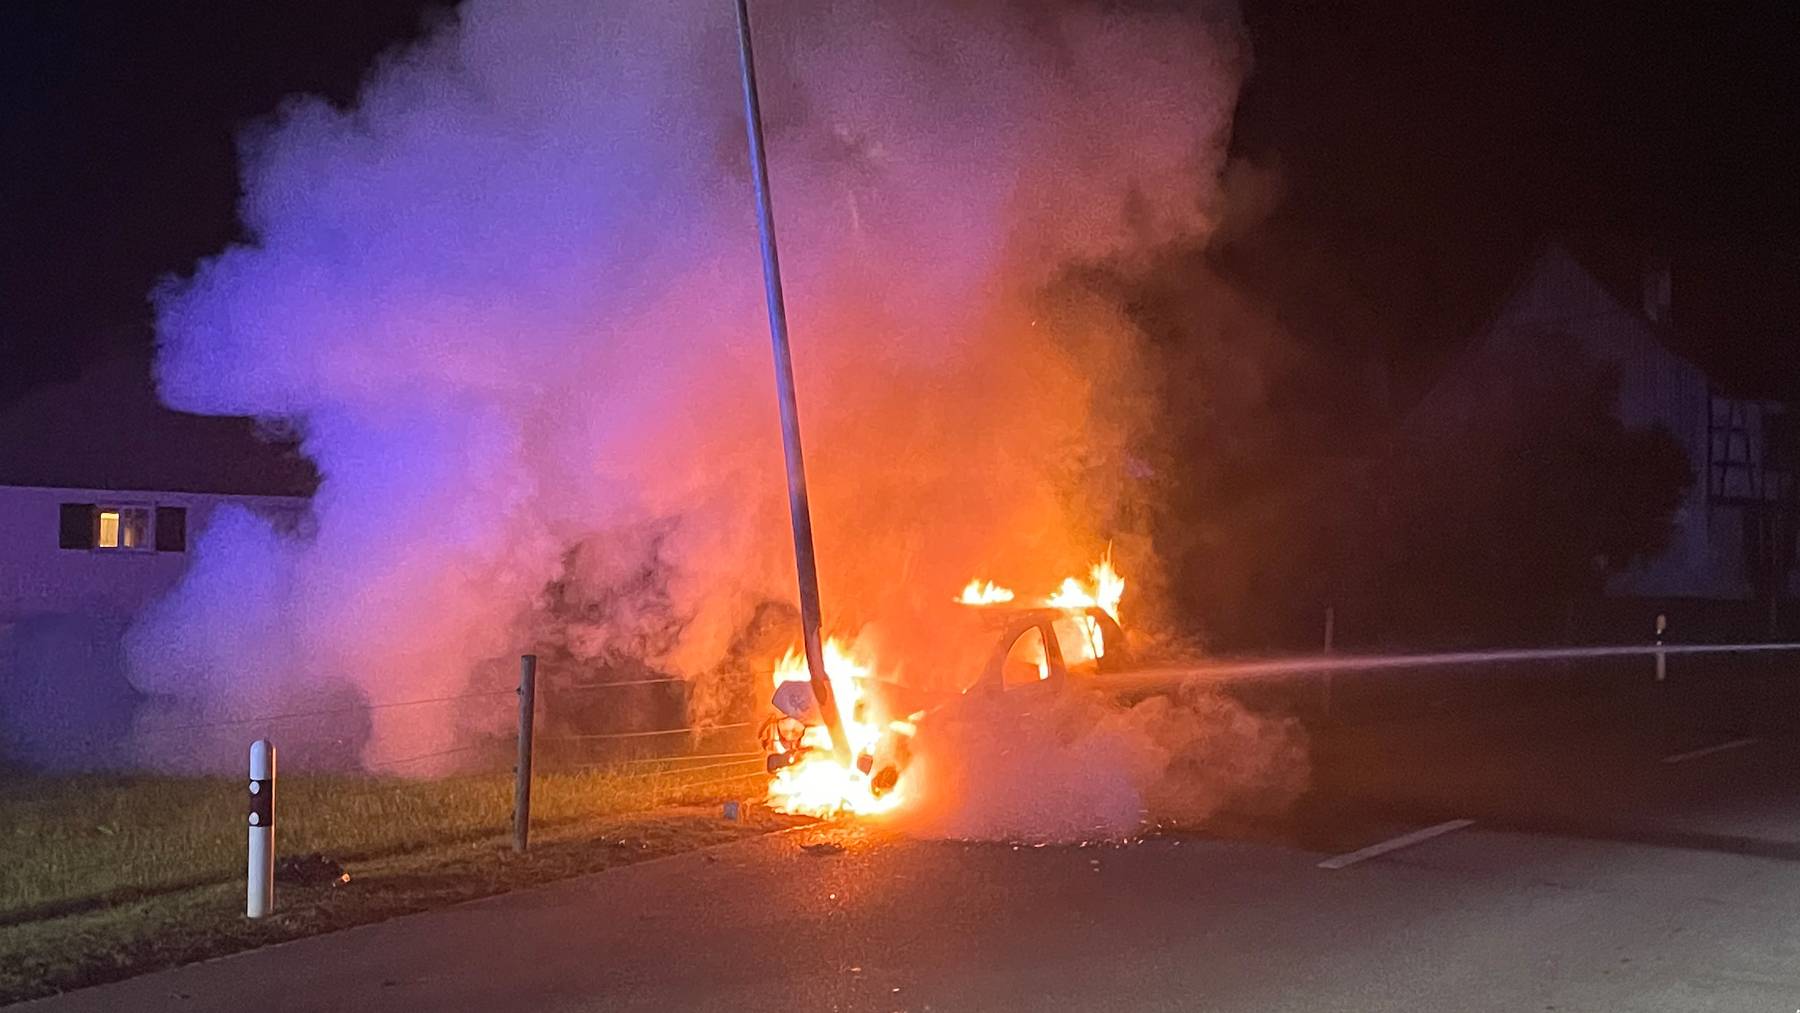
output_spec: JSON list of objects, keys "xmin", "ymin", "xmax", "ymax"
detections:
[{"xmin": 19, "ymin": 655, "xmax": 1800, "ymax": 1012}]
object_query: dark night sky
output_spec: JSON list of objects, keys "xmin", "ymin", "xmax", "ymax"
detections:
[{"xmin": 2, "ymin": 0, "xmax": 1796, "ymax": 411}]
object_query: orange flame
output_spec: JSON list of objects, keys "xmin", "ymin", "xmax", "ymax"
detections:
[
  {"xmin": 1044, "ymin": 550, "xmax": 1124, "ymax": 622},
  {"xmin": 764, "ymin": 636, "xmax": 903, "ymax": 817},
  {"xmin": 956, "ymin": 579, "xmax": 1016, "ymax": 606},
  {"xmin": 763, "ymin": 553, "xmax": 1127, "ymax": 817}
]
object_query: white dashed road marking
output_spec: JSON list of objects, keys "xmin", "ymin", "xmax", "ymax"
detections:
[
  {"xmin": 1661, "ymin": 737, "xmax": 1759, "ymax": 764},
  {"xmin": 1317, "ymin": 819, "xmax": 1476, "ymax": 870}
]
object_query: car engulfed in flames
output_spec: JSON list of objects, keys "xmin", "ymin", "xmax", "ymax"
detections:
[{"xmin": 758, "ymin": 556, "xmax": 1129, "ymax": 817}]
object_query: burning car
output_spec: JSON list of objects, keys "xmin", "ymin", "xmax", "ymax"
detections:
[{"xmin": 758, "ymin": 557, "xmax": 1130, "ymax": 816}]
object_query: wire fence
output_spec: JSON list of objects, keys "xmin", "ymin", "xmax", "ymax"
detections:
[
  {"xmin": 542, "ymin": 721, "xmax": 754, "ymax": 743},
  {"xmin": 590, "ymin": 757, "xmax": 767, "ymax": 779},
  {"xmin": 621, "ymin": 750, "xmax": 765, "ymax": 766},
  {"xmin": 143, "ymin": 688, "xmax": 520, "ymax": 735},
  {"xmin": 548, "ymin": 676, "xmax": 688, "ymax": 691},
  {"xmin": 2, "ymin": 658, "xmax": 777, "ymax": 921},
  {"xmin": 118, "ymin": 667, "xmax": 761, "ymax": 775},
  {"xmin": 362, "ymin": 742, "xmax": 492, "ymax": 773}
]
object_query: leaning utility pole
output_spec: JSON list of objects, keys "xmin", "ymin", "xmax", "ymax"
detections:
[{"xmin": 732, "ymin": 0, "xmax": 850, "ymax": 763}]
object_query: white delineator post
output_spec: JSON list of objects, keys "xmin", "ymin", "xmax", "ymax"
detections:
[{"xmin": 247, "ymin": 738, "xmax": 275, "ymax": 918}]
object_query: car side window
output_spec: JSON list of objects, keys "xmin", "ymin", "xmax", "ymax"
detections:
[
  {"xmin": 1052, "ymin": 614, "xmax": 1105, "ymax": 674},
  {"xmin": 1001, "ymin": 626, "xmax": 1050, "ymax": 688}
]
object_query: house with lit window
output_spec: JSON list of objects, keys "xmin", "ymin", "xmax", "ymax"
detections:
[{"xmin": 0, "ymin": 356, "xmax": 314, "ymax": 766}]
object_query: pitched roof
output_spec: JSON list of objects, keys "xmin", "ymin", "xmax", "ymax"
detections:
[
  {"xmin": 1415, "ymin": 238, "xmax": 1800, "ymax": 413},
  {"xmin": 1556, "ymin": 236, "xmax": 1800, "ymax": 402},
  {"xmin": 0, "ymin": 354, "xmax": 317, "ymax": 497}
]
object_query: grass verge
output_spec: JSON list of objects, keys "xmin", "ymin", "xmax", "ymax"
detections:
[{"xmin": 0, "ymin": 767, "xmax": 799, "ymax": 1005}]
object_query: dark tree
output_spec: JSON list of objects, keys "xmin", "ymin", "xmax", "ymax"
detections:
[{"xmin": 1361, "ymin": 338, "xmax": 1692, "ymax": 644}]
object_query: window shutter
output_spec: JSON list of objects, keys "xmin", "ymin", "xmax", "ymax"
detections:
[
  {"xmin": 155, "ymin": 506, "xmax": 188, "ymax": 553},
  {"xmin": 59, "ymin": 503, "xmax": 95, "ymax": 549}
]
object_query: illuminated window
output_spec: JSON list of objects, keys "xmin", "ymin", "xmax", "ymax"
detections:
[
  {"xmin": 95, "ymin": 507, "xmax": 151, "ymax": 550},
  {"xmin": 59, "ymin": 503, "xmax": 185, "ymax": 552}
]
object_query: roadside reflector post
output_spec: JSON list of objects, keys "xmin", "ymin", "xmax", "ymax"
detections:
[
  {"xmin": 514, "ymin": 654, "xmax": 537, "ymax": 854},
  {"xmin": 1320, "ymin": 606, "xmax": 1337, "ymax": 719},
  {"xmin": 246, "ymin": 738, "xmax": 275, "ymax": 918},
  {"xmin": 1654, "ymin": 613, "xmax": 1668, "ymax": 681}
]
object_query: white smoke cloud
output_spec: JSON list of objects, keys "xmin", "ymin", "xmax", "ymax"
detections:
[
  {"xmin": 129, "ymin": 0, "xmax": 1248, "ymax": 769},
  {"xmin": 893, "ymin": 683, "xmax": 1308, "ymax": 843}
]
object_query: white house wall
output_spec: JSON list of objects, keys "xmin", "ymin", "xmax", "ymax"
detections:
[
  {"xmin": 0, "ymin": 485, "xmax": 308, "ymax": 766},
  {"xmin": 0, "ymin": 485, "xmax": 307, "ymax": 623}
]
